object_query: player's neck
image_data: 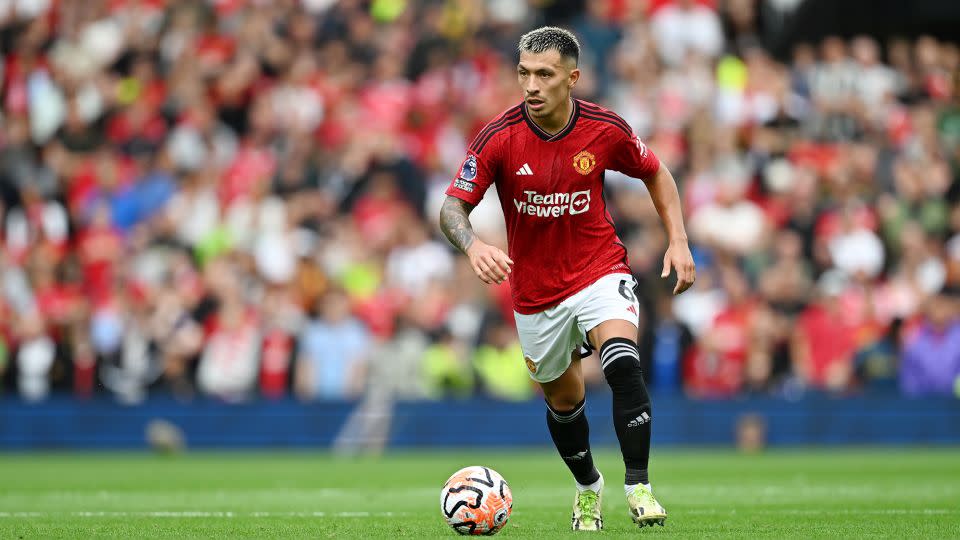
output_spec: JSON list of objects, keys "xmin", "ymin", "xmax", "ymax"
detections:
[{"xmin": 530, "ymin": 97, "xmax": 574, "ymax": 135}]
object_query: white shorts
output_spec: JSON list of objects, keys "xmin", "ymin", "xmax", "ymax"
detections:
[{"xmin": 514, "ymin": 273, "xmax": 640, "ymax": 383}]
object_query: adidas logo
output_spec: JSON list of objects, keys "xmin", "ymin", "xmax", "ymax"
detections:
[
  {"xmin": 515, "ymin": 163, "xmax": 533, "ymax": 175},
  {"xmin": 563, "ymin": 450, "xmax": 589, "ymax": 462},
  {"xmin": 627, "ymin": 412, "xmax": 650, "ymax": 428},
  {"xmin": 627, "ymin": 305, "xmax": 637, "ymax": 315}
]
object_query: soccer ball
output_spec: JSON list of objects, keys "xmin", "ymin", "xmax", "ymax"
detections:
[{"xmin": 440, "ymin": 465, "xmax": 513, "ymax": 535}]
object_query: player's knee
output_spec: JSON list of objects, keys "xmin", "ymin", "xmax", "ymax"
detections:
[
  {"xmin": 599, "ymin": 337, "xmax": 648, "ymax": 398},
  {"xmin": 546, "ymin": 395, "xmax": 584, "ymax": 414}
]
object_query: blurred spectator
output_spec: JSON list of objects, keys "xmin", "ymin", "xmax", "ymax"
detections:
[
  {"xmin": 385, "ymin": 214, "xmax": 453, "ymax": 298},
  {"xmin": 420, "ymin": 327, "xmax": 474, "ymax": 399},
  {"xmin": 644, "ymin": 294, "xmax": 692, "ymax": 394},
  {"xmin": 854, "ymin": 318, "xmax": 902, "ymax": 392},
  {"xmin": 689, "ymin": 177, "xmax": 769, "ymax": 255},
  {"xmin": 827, "ymin": 205, "xmax": 885, "ymax": 279},
  {"xmin": 295, "ymin": 288, "xmax": 370, "ymax": 401},
  {"xmin": 366, "ymin": 312, "xmax": 430, "ymax": 400},
  {"xmin": 792, "ymin": 272, "xmax": 858, "ymax": 392},
  {"xmin": 473, "ymin": 314, "xmax": 532, "ymax": 402},
  {"xmin": 684, "ymin": 266, "xmax": 758, "ymax": 398},
  {"xmin": 650, "ymin": 0, "xmax": 723, "ymax": 67},
  {"xmin": 809, "ymin": 36, "xmax": 859, "ymax": 140},
  {"xmin": 14, "ymin": 311, "xmax": 55, "ymax": 402},
  {"xmin": 759, "ymin": 230, "xmax": 812, "ymax": 385},
  {"xmin": 851, "ymin": 36, "xmax": 896, "ymax": 109},
  {"xmin": 671, "ymin": 266, "xmax": 726, "ymax": 339},
  {"xmin": 196, "ymin": 259, "xmax": 261, "ymax": 402},
  {"xmin": 899, "ymin": 290, "xmax": 960, "ymax": 397},
  {"xmin": 571, "ymin": 0, "xmax": 621, "ymax": 93}
]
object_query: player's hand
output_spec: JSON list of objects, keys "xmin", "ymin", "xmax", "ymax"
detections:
[
  {"xmin": 662, "ymin": 240, "xmax": 695, "ymax": 295},
  {"xmin": 466, "ymin": 241, "xmax": 513, "ymax": 285}
]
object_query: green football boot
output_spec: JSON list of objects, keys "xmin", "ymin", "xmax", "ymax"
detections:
[
  {"xmin": 572, "ymin": 474, "xmax": 603, "ymax": 531},
  {"xmin": 626, "ymin": 484, "xmax": 666, "ymax": 528}
]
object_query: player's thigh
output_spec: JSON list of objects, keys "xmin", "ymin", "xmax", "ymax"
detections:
[
  {"xmin": 577, "ymin": 273, "xmax": 641, "ymax": 350},
  {"xmin": 538, "ymin": 350, "xmax": 585, "ymax": 411},
  {"xmin": 587, "ymin": 319, "xmax": 639, "ymax": 351},
  {"xmin": 514, "ymin": 304, "xmax": 583, "ymax": 385}
]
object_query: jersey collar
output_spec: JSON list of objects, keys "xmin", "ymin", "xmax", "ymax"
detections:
[{"xmin": 522, "ymin": 98, "xmax": 580, "ymax": 142}]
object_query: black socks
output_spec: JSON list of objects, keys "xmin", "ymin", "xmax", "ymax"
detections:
[
  {"xmin": 600, "ymin": 337, "xmax": 652, "ymax": 486},
  {"xmin": 546, "ymin": 398, "xmax": 601, "ymax": 486}
]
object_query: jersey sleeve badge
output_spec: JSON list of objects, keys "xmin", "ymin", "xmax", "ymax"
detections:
[
  {"xmin": 454, "ymin": 155, "xmax": 478, "ymax": 192},
  {"xmin": 459, "ymin": 155, "xmax": 478, "ymax": 180}
]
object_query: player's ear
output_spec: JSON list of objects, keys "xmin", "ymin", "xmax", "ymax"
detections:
[{"xmin": 568, "ymin": 68, "xmax": 580, "ymax": 89}]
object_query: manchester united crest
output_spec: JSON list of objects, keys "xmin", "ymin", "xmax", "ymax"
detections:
[{"xmin": 572, "ymin": 150, "xmax": 596, "ymax": 175}]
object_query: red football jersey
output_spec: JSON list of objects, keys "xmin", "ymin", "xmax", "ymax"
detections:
[{"xmin": 446, "ymin": 99, "xmax": 661, "ymax": 314}]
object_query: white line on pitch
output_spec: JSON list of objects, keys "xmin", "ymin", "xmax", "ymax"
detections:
[
  {"xmin": 1, "ymin": 509, "xmax": 953, "ymax": 519},
  {"xmin": 0, "ymin": 511, "xmax": 408, "ymax": 518},
  {"xmin": 681, "ymin": 509, "xmax": 955, "ymax": 515},
  {"xmin": 5, "ymin": 485, "xmax": 956, "ymax": 499}
]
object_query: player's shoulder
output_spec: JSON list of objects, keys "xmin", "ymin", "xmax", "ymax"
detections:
[
  {"xmin": 576, "ymin": 99, "xmax": 634, "ymax": 138},
  {"xmin": 468, "ymin": 103, "xmax": 524, "ymax": 155}
]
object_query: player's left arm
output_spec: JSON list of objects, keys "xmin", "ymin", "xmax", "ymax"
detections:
[
  {"xmin": 611, "ymin": 130, "xmax": 695, "ymax": 295},
  {"xmin": 642, "ymin": 163, "xmax": 696, "ymax": 295}
]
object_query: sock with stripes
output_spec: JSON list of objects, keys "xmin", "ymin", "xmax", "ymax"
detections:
[
  {"xmin": 600, "ymin": 337, "xmax": 652, "ymax": 487},
  {"xmin": 546, "ymin": 398, "xmax": 601, "ymax": 486}
]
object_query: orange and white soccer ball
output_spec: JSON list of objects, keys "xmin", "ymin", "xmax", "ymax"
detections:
[{"xmin": 440, "ymin": 466, "xmax": 513, "ymax": 535}]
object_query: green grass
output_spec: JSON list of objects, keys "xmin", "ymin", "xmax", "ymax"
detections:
[{"xmin": 2, "ymin": 449, "xmax": 959, "ymax": 538}]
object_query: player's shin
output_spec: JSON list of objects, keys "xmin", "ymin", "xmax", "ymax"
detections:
[
  {"xmin": 600, "ymin": 337, "xmax": 651, "ymax": 488},
  {"xmin": 545, "ymin": 399, "xmax": 601, "ymax": 486}
]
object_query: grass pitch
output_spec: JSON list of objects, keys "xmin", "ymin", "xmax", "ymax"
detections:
[{"xmin": 1, "ymin": 448, "xmax": 958, "ymax": 538}]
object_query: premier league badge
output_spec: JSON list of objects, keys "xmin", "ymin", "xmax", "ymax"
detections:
[{"xmin": 459, "ymin": 155, "xmax": 478, "ymax": 181}]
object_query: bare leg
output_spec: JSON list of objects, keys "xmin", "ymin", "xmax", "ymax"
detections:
[{"xmin": 539, "ymin": 349, "xmax": 585, "ymax": 410}]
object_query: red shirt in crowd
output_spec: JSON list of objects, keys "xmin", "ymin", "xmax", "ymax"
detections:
[
  {"xmin": 796, "ymin": 303, "xmax": 857, "ymax": 387},
  {"xmin": 445, "ymin": 99, "xmax": 661, "ymax": 314},
  {"xmin": 75, "ymin": 222, "xmax": 124, "ymax": 303},
  {"xmin": 683, "ymin": 302, "xmax": 756, "ymax": 398}
]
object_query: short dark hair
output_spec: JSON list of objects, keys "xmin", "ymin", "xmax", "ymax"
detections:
[{"xmin": 517, "ymin": 26, "xmax": 580, "ymax": 65}]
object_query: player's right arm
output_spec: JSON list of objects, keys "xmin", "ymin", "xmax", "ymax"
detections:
[
  {"xmin": 440, "ymin": 196, "xmax": 513, "ymax": 285},
  {"xmin": 440, "ymin": 142, "xmax": 513, "ymax": 285}
]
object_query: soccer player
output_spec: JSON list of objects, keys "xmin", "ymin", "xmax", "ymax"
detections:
[{"xmin": 439, "ymin": 27, "xmax": 695, "ymax": 530}]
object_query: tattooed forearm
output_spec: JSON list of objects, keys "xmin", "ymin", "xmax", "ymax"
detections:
[{"xmin": 439, "ymin": 196, "xmax": 478, "ymax": 255}]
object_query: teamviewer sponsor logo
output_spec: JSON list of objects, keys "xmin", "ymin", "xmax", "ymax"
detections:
[
  {"xmin": 569, "ymin": 190, "xmax": 590, "ymax": 215},
  {"xmin": 513, "ymin": 190, "xmax": 590, "ymax": 218}
]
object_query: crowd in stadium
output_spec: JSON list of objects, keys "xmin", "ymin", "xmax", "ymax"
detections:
[{"xmin": 1, "ymin": 0, "xmax": 959, "ymax": 403}]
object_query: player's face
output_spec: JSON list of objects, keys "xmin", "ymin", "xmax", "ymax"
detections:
[{"xmin": 517, "ymin": 50, "xmax": 579, "ymax": 119}]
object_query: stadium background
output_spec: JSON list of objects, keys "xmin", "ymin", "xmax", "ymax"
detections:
[
  {"xmin": 3, "ymin": 2, "xmax": 960, "ymax": 538},
  {"xmin": 1, "ymin": 0, "xmax": 959, "ymax": 451}
]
